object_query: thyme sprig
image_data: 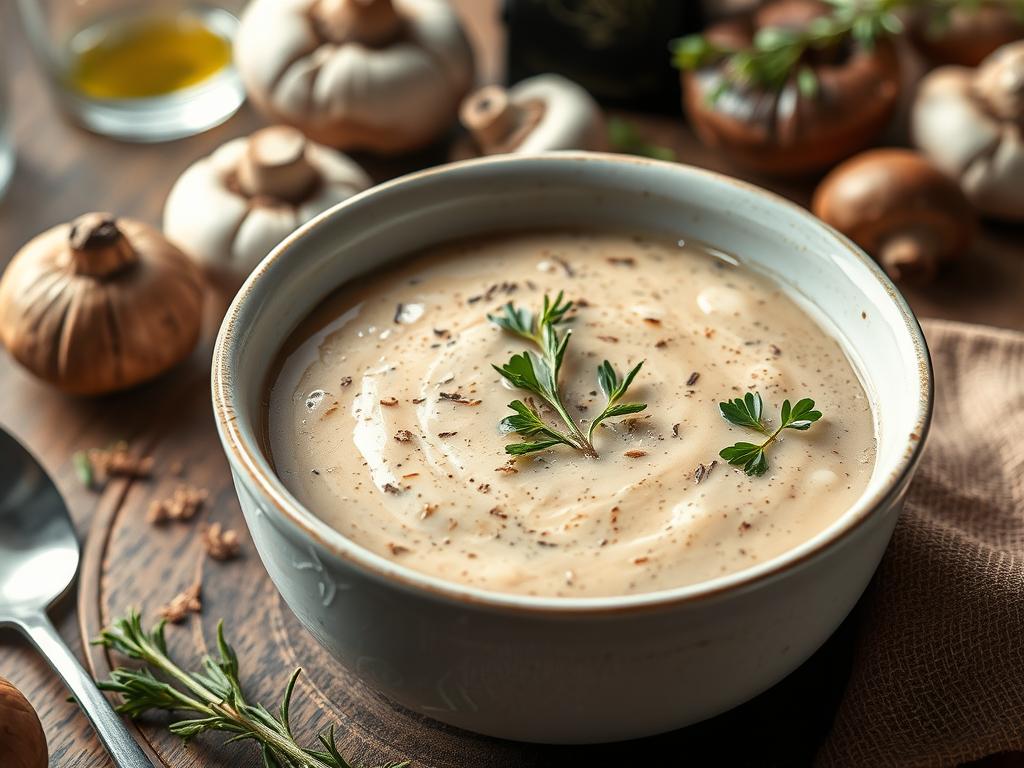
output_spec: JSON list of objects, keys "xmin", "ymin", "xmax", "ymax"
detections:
[
  {"xmin": 671, "ymin": 0, "xmax": 904, "ymax": 100},
  {"xmin": 489, "ymin": 292, "xmax": 646, "ymax": 457},
  {"xmin": 718, "ymin": 392, "xmax": 822, "ymax": 476},
  {"xmin": 94, "ymin": 610, "xmax": 406, "ymax": 768}
]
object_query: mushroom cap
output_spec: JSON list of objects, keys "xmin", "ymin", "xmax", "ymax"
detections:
[
  {"xmin": 455, "ymin": 74, "xmax": 606, "ymax": 158},
  {"xmin": 681, "ymin": 0, "xmax": 901, "ymax": 176},
  {"xmin": 0, "ymin": 678, "xmax": 47, "ymax": 768},
  {"xmin": 234, "ymin": 0, "xmax": 474, "ymax": 153},
  {"xmin": 812, "ymin": 149, "xmax": 974, "ymax": 281},
  {"xmin": 912, "ymin": 41, "xmax": 1024, "ymax": 221},
  {"xmin": 0, "ymin": 215, "xmax": 203, "ymax": 395},
  {"xmin": 163, "ymin": 125, "xmax": 372, "ymax": 287},
  {"xmin": 905, "ymin": 2, "xmax": 1024, "ymax": 67}
]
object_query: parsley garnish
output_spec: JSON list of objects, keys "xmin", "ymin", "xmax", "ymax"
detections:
[
  {"xmin": 718, "ymin": 392, "xmax": 822, "ymax": 476},
  {"xmin": 489, "ymin": 292, "xmax": 646, "ymax": 457}
]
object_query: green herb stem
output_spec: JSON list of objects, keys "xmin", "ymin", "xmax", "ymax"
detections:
[
  {"xmin": 94, "ymin": 611, "xmax": 405, "ymax": 768},
  {"xmin": 489, "ymin": 292, "xmax": 646, "ymax": 458}
]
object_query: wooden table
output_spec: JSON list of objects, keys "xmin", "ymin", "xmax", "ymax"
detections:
[{"xmin": 1, "ymin": 2, "xmax": 1021, "ymax": 766}]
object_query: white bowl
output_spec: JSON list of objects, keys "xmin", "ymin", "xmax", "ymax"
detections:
[{"xmin": 213, "ymin": 152, "xmax": 932, "ymax": 744}]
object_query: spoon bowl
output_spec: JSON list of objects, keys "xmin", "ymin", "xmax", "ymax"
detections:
[
  {"xmin": 0, "ymin": 435, "xmax": 78, "ymax": 612},
  {"xmin": 0, "ymin": 428, "xmax": 154, "ymax": 767}
]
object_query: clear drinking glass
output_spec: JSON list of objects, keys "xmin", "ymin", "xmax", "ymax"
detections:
[
  {"xmin": 17, "ymin": 0, "xmax": 246, "ymax": 143},
  {"xmin": 0, "ymin": 43, "xmax": 13, "ymax": 202}
]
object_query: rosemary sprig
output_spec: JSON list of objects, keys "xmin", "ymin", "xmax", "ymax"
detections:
[
  {"xmin": 671, "ymin": 0, "xmax": 904, "ymax": 100},
  {"xmin": 718, "ymin": 392, "xmax": 822, "ymax": 476},
  {"xmin": 489, "ymin": 292, "xmax": 646, "ymax": 457},
  {"xmin": 94, "ymin": 610, "xmax": 407, "ymax": 768}
]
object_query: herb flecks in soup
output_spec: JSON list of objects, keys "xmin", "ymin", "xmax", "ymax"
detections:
[{"xmin": 268, "ymin": 232, "xmax": 876, "ymax": 597}]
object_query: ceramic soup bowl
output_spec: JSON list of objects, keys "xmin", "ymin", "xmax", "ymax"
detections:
[{"xmin": 213, "ymin": 152, "xmax": 932, "ymax": 744}]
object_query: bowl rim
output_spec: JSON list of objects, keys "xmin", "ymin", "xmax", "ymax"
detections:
[{"xmin": 212, "ymin": 151, "xmax": 933, "ymax": 616}]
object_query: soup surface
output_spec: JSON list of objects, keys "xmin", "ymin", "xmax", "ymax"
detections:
[{"xmin": 268, "ymin": 232, "xmax": 875, "ymax": 597}]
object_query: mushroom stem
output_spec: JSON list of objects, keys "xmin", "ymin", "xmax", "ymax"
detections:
[
  {"xmin": 312, "ymin": 0, "xmax": 403, "ymax": 47},
  {"xmin": 461, "ymin": 86, "xmax": 528, "ymax": 153},
  {"xmin": 236, "ymin": 126, "xmax": 320, "ymax": 204},
  {"xmin": 66, "ymin": 213, "xmax": 137, "ymax": 278},
  {"xmin": 879, "ymin": 233, "xmax": 936, "ymax": 284}
]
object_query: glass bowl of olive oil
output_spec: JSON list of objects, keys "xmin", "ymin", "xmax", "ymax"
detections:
[{"xmin": 18, "ymin": 1, "xmax": 244, "ymax": 142}]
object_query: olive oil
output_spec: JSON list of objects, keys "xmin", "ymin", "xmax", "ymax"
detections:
[{"xmin": 68, "ymin": 12, "xmax": 232, "ymax": 100}]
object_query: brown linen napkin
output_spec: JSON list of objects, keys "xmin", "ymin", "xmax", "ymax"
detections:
[{"xmin": 817, "ymin": 319, "xmax": 1024, "ymax": 768}]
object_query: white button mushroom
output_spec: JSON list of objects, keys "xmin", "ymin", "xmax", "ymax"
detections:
[
  {"xmin": 912, "ymin": 41, "xmax": 1024, "ymax": 222},
  {"xmin": 163, "ymin": 125, "xmax": 372, "ymax": 288},
  {"xmin": 453, "ymin": 74, "xmax": 606, "ymax": 158},
  {"xmin": 234, "ymin": 0, "xmax": 474, "ymax": 154}
]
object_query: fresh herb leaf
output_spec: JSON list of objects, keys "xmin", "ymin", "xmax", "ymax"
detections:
[
  {"xmin": 94, "ymin": 610, "xmax": 406, "ymax": 768},
  {"xmin": 607, "ymin": 117, "xmax": 677, "ymax": 162},
  {"xmin": 589, "ymin": 360, "xmax": 647, "ymax": 440},
  {"xmin": 718, "ymin": 393, "xmax": 823, "ymax": 476},
  {"xmin": 670, "ymin": 0, "xmax": 904, "ymax": 100},
  {"xmin": 489, "ymin": 294, "xmax": 647, "ymax": 458}
]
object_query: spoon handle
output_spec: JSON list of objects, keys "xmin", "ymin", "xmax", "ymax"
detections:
[{"xmin": 19, "ymin": 612, "xmax": 156, "ymax": 768}]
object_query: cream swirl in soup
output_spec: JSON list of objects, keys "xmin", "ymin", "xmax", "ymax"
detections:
[{"xmin": 267, "ymin": 232, "xmax": 876, "ymax": 597}]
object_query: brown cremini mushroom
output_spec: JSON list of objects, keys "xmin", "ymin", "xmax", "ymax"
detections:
[
  {"xmin": 912, "ymin": 40, "xmax": 1024, "ymax": 221},
  {"xmin": 234, "ymin": 0, "xmax": 474, "ymax": 154},
  {"xmin": 452, "ymin": 74, "xmax": 606, "ymax": 159},
  {"xmin": 905, "ymin": 2, "xmax": 1024, "ymax": 67},
  {"xmin": 163, "ymin": 125, "xmax": 372, "ymax": 288},
  {"xmin": 812, "ymin": 149, "xmax": 975, "ymax": 283},
  {"xmin": 0, "ymin": 213, "xmax": 203, "ymax": 395},
  {"xmin": 682, "ymin": 0, "xmax": 901, "ymax": 175},
  {"xmin": 0, "ymin": 677, "xmax": 48, "ymax": 768}
]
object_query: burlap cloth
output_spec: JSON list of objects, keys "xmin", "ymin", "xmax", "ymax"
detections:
[{"xmin": 815, "ymin": 318, "xmax": 1024, "ymax": 767}]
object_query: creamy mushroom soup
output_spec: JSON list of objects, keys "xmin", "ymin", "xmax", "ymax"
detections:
[{"xmin": 267, "ymin": 232, "xmax": 876, "ymax": 597}]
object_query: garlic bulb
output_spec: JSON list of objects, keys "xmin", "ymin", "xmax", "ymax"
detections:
[
  {"xmin": 0, "ymin": 213, "xmax": 203, "ymax": 395},
  {"xmin": 234, "ymin": 0, "xmax": 474, "ymax": 154},
  {"xmin": 163, "ymin": 125, "xmax": 372, "ymax": 287},
  {"xmin": 912, "ymin": 41, "xmax": 1024, "ymax": 221},
  {"xmin": 454, "ymin": 74, "xmax": 606, "ymax": 158}
]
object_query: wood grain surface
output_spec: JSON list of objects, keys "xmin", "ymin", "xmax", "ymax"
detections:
[{"xmin": 0, "ymin": 1, "xmax": 1021, "ymax": 766}]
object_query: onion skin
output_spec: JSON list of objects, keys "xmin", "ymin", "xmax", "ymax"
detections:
[
  {"xmin": 0, "ymin": 678, "xmax": 48, "ymax": 768},
  {"xmin": 0, "ymin": 214, "xmax": 204, "ymax": 395}
]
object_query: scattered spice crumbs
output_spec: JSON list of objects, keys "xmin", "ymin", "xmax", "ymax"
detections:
[
  {"xmin": 438, "ymin": 431, "xmax": 458, "ymax": 438},
  {"xmin": 159, "ymin": 581, "xmax": 201, "ymax": 624},
  {"xmin": 394, "ymin": 429, "xmax": 414, "ymax": 442},
  {"xmin": 76, "ymin": 442, "xmax": 154, "ymax": 488},
  {"xmin": 625, "ymin": 450, "xmax": 648, "ymax": 458},
  {"xmin": 340, "ymin": 376, "xmax": 352, "ymax": 387},
  {"xmin": 607, "ymin": 257, "xmax": 636, "ymax": 266},
  {"xmin": 201, "ymin": 523, "xmax": 241, "ymax": 561},
  {"xmin": 597, "ymin": 335, "xmax": 619, "ymax": 343},
  {"xmin": 388, "ymin": 543, "xmax": 410, "ymax": 556},
  {"xmin": 694, "ymin": 461, "xmax": 717, "ymax": 484},
  {"xmin": 148, "ymin": 485, "xmax": 208, "ymax": 524},
  {"xmin": 439, "ymin": 392, "xmax": 481, "ymax": 406},
  {"xmin": 655, "ymin": 339, "xmax": 670, "ymax": 348},
  {"xmin": 421, "ymin": 504, "xmax": 437, "ymax": 519},
  {"xmin": 687, "ymin": 371, "xmax": 700, "ymax": 386},
  {"xmin": 672, "ymin": 423, "xmax": 681, "ymax": 438},
  {"xmin": 380, "ymin": 397, "xmax": 399, "ymax": 407},
  {"xmin": 489, "ymin": 507, "xmax": 508, "ymax": 519},
  {"xmin": 633, "ymin": 556, "xmax": 649, "ymax": 565},
  {"xmin": 382, "ymin": 483, "xmax": 401, "ymax": 494},
  {"xmin": 412, "ymin": 397, "xmax": 426, "ymax": 404}
]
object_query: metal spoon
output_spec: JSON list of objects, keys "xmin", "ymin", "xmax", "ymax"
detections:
[{"xmin": 0, "ymin": 428, "xmax": 154, "ymax": 767}]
